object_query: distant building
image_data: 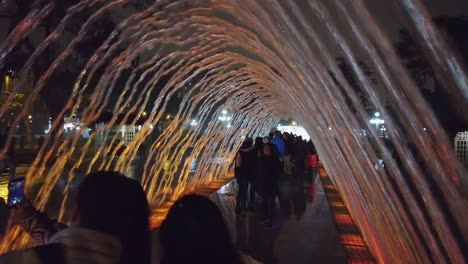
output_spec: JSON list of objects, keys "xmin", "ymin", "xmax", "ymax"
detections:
[
  {"xmin": 455, "ymin": 131, "xmax": 468, "ymax": 165},
  {"xmin": 93, "ymin": 111, "xmax": 147, "ymax": 149},
  {"xmin": 94, "ymin": 123, "xmax": 138, "ymax": 147}
]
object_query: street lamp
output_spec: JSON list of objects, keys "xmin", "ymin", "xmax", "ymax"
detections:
[
  {"xmin": 370, "ymin": 112, "xmax": 384, "ymax": 129},
  {"xmin": 218, "ymin": 109, "xmax": 231, "ymax": 123}
]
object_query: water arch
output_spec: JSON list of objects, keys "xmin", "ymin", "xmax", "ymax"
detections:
[{"xmin": 0, "ymin": 0, "xmax": 467, "ymax": 262}]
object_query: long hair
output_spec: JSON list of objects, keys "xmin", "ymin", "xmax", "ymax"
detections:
[
  {"xmin": 77, "ymin": 171, "xmax": 150, "ymax": 264},
  {"xmin": 255, "ymin": 137, "xmax": 264, "ymax": 153},
  {"xmin": 159, "ymin": 194, "xmax": 242, "ymax": 264}
]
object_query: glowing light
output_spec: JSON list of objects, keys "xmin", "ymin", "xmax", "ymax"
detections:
[
  {"xmin": 190, "ymin": 119, "xmax": 198, "ymax": 126},
  {"xmin": 370, "ymin": 119, "xmax": 384, "ymax": 125},
  {"xmin": 166, "ymin": 114, "xmax": 171, "ymax": 120},
  {"xmin": 221, "ymin": 109, "xmax": 228, "ymax": 115},
  {"xmin": 28, "ymin": 115, "xmax": 32, "ymax": 119},
  {"xmin": 226, "ymin": 123, "xmax": 232, "ymax": 128},
  {"xmin": 374, "ymin": 112, "xmax": 380, "ymax": 117},
  {"xmin": 143, "ymin": 111, "xmax": 147, "ymax": 116},
  {"xmin": 64, "ymin": 123, "xmax": 74, "ymax": 130},
  {"xmin": 292, "ymin": 121, "xmax": 297, "ymax": 126},
  {"xmin": 423, "ymin": 128, "xmax": 427, "ymax": 131},
  {"xmin": 277, "ymin": 125, "xmax": 310, "ymax": 140}
]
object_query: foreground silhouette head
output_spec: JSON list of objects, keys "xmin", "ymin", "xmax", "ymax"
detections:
[
  {"xmin": 160, "ymin": 194, "xmax": 242, "ymax": 264},
  {"xmin": 77, "ymin": 171, "xmax": 150, "ymax": 264}
]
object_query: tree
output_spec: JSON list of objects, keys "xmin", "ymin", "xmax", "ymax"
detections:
[
  {"xmin": 332, "ymin": 57, "xmax": 376, "ymax": 116},
  {"xmin": 396, "ymin": 16, "xmax": 468, "ymax": 139},
  {"xmin": 0, "ymin": 1, "xmax": 138, "ymax": 119}
]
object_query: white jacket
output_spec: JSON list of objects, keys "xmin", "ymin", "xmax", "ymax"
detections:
[{"xmin": 0, "ymin": 226, "xmax": 121, "ymax": 264}]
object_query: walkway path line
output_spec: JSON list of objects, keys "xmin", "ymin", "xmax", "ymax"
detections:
[
  {"xmin": 149, "ymin": 172, "xmax": 234, "ymax": 229},
  {"xmin": 318, "ymin": 163, "xmax": 376, "ymax": 263}
]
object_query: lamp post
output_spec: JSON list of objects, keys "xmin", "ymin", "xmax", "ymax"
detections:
[
  {"xmin": 218, "ymin": 109, "xmax": 232, "ymax": 128},
  {"xmin": 370, "ymin": 112, "xmax": 384, "ymax": 129}
]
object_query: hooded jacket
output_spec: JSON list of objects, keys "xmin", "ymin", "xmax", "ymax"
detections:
[
  {"xmin": 0, "ymin": 226, "xmax": 121, "ymax": 264},
  {"xmin": 235, "ymin": 144, "xmax": 256, "ymax": 180}
]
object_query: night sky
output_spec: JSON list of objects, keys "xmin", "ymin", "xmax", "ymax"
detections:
[
  {"xmin": 0, "ymin": 0, "xmax": 467, "ymax": 43},
  {"xmin": 366, "ymin": 0, "xmax": 468, "ymax": 40}
]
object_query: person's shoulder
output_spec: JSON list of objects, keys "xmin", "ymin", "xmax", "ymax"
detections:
[
  {"xmin": 240, "ymin": 253, "xmax": 262, "ymax": 264},
  {"xmin": 0, "ymin": 247, "xmax": 40, "ymax": 264}
]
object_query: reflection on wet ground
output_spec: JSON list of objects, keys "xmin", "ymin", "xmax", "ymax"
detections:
[
  {"xmin": 2, "ymin": 160, "xmax": 346, "ymax": 264},
  {"xmin": 210, "ymin": 174, "xmax": 346, "ymax": 264}
]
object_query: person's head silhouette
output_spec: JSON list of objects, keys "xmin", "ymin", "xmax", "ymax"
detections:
[
  {"xmin": 160, "ymin": 194, "xmax": 242, "ymax": 264},
  {"xmin": 77, "ymin": 171, "xmax": 150, "ymax": 264}
]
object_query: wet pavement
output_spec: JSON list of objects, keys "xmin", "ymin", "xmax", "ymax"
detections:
[
  {"xmin": 209, "ymin": 175, "xmax": 347, "ymax": 264},
  {"xmin": 2, "ymin": 156, "xmax": 347, "ymax": 264}
]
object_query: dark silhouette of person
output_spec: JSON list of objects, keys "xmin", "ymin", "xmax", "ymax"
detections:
[
  {"xmin": 0, "ymin": 171, "xmax": 150, "ymax": 264},
  {"xmin": 159, "ymin": 194, "xmax": 248, "ymax": 264},
  {"xmin": 248, "ymin": 137, "xmax": 264, "ymax": 210},
  {"xmin": 293, "ymin": 136, "xmax": 307, "ymax": 178},
  {"xmin": 257, "ymin": 143, "xmax": 281, "ymax": 224},
  {"xmin": 270, "ymin": 131, "xmax": 285, "ymax": 158},
  {"xmin": 235, "ymin": 138, "xmax": 256, "ymax": 215}
]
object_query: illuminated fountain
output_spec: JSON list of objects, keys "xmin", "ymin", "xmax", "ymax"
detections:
[{"xmin": 0, "ymin": 0, "xmax": 467, "ymax": 262}]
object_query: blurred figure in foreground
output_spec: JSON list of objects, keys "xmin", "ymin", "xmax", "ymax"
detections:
[
  {"xmin": 159, "ymin": 194, "xmax": 260, "ymax": 264},
  {"xmin": 0, "ymin": 171, "xmax": 150, "ymax": 264}
]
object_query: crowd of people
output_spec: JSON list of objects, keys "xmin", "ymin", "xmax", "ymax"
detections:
[
  {"xmin": 0, "ymin": 171, "xmax": 262, "ymax": 264},
  {"xmin": 234, "ymin": 131, "xmax": 318, "ymax": 225},
  {"xmin": 0, "ymin": 130, "xmax": 318, "ymax": 264}
]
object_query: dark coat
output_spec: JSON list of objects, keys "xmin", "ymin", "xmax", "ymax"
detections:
[
  {"xmin": 256, "ymin": 151, "xmax": 281, "ymax": 197},
  {"xmin": 235, "ymin": 146, "xmax": 256, "ymax": 180}
]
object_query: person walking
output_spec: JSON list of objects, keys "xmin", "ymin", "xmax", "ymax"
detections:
[
  {"xmin": 256, "ymin": 143, "xmax": 281, "ymax": 225},
  {"xmin": 247, "ymin": 137, "xmax": 263, "ymax": 210},
  {"xmin": 235, "ymin": 138, "xmax": 255, "ymax": 215},
  {"xmin": 270, "ymin": 131, "xmax": 285, "ymax": 159},
  {"xmin": 293, "ymin": 136, "xmax": 307, "ymax": 178}
]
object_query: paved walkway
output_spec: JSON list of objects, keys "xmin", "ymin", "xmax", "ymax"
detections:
[
  {"xmin": 209, "ymin": 175, "xmax": 346, "ymax": 264},
  {"xmin": 1, "ymin": 157, "xmax": 347, "ymax": 264}
]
